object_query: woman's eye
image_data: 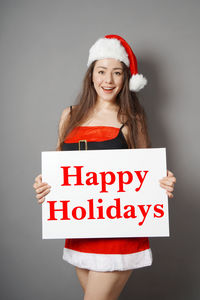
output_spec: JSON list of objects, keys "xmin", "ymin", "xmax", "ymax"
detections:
[{"xmin": 98, "ymin": 71, "xmax": 121, "ymax": 75}]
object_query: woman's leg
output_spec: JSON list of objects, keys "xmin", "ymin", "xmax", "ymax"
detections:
[
  {"xmin": 84, "ymin": 269, "xmax": 133, "ymax": 300},
  {"xmin": 75, "ymin": 266, "xmax": 90, "ymax": 293}
]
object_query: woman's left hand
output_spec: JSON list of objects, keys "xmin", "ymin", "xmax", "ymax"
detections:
[{"xmin": 159, "ymin": 169, "xmax": 176, "ymax": 198}]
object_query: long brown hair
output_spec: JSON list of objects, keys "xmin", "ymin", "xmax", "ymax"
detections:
[{"xmin": 57, "ymin": 60, "xmax": 151, "ymax": 151}]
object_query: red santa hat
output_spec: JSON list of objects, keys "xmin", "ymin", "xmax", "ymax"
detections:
[{"xmin": 87, "ymin": 34, "xmax": 147, "ymax": 92}]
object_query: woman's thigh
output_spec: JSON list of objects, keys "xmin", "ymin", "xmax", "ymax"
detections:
[
  {"xmin": 84, "ymin": 269, "xmax": 133, "ymax": 300},
  {"xmin": 75, "ymin": 266, "xmax": 90, "ymax": 292}
]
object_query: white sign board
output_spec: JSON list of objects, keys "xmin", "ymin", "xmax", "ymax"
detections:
[{"xmin": 41, "ymin": 148, "xmax": 169, "ymax": 239}]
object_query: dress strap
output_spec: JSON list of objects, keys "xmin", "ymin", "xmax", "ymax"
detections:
[
  {"xmin": 70, "ymin": 105, "xmax": 73, "ymax": 117},
  {"xmin": 120, "ymin": 122, "xmax": 127, "ymax": 130}
]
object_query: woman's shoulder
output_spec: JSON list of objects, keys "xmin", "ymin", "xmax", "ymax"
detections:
[
  {"xmin": 58, "ymin": 105, "xmax": 75, "ymax": 131},
  {"xmin": 60, "ymin": 105, "xmax": 76, "ymax": 119}
]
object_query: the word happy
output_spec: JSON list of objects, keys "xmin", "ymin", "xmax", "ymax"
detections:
[{"xmin": 60, "ymin": 166, "xmax": 149, "ymax": 193}]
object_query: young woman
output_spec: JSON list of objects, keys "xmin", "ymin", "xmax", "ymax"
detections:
[{"xmin": 33, "ymin": 35, "xmax": 176, "ymax": 300}]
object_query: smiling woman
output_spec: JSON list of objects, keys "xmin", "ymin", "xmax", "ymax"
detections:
[
  {"xmin": 92, "ymin": 59, "xmax": 124, "ymax": 100},
  {"xmin": 33, "ymin": 34, "xmax": 176, "ymax": 299},
  {"xmin": 56, "ymin": 56, "xmax": 151, "ymax": 150}
]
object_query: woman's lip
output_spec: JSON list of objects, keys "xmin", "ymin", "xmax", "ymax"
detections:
[
  {"xmin": 102, "ymin": 87, "xmax": 115, "ymax": 92},
  {"xmin": 102, "ymin": 87, "xmax": 115, "ymax": 89}
]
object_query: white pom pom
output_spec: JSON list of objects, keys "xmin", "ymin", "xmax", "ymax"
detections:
[{"xmin": 129, "ymin": 74, "xmax": 147, "ymax": 92}]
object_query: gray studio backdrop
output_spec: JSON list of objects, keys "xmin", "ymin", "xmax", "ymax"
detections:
[{"xmin": 1, "ymin": 0, "xmax": 199, "ymax": 299}]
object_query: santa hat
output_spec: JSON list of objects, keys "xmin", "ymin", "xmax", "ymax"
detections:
[{"xmin": 87, "ymin": 34, "xmax": 147, "ymax": 92}]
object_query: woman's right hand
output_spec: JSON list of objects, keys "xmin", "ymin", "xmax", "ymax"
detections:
[{"xmin": 33, "ymin": 174, "xmax": 51, "ymax": 204}]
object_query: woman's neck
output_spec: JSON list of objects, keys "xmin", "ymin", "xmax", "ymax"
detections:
[{"xmin": 94, "ymin": 98, "xmax": 119, "ymax": 112}]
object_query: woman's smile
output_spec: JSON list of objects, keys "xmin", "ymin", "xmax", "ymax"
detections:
[
  {"xmin": 102, "ymin": 86, "xmax": 115, "ymax": 93},
  {"xmin": 92, "ymin": 58, "xmax": 124, "ymax": 102}
]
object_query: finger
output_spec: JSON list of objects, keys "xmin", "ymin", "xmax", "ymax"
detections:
[
  {"xmin": 36, "ymin": 185, "xmax": 51, "ymax": 194},
  {"xmin": 38, "ymin": 197, "xmax": 45, "ymax": 204},
  {"xmin": 165, "ymin": 176, "xmax": 176, "ymax": 184},
  {"xmin": 36, "ymin": 188, "xmax": 50, "ymax": 200},
  {"xmin": 160, "ymin": 175, "xmax": 176, "ymax": 182},
  {"xmin": 167, "ymin": 170, "xmax": 174, "ymax": 177},
  {"xmin": 160, "ymin": 182, "xmax": 174, "ymax": 192},
  {"xmin": 159, "ymin": 179, "xmax": 175, "ymax": 188},
  {"xmin": 33, "ymin": 181, "xmax": 49, "ymax": 190},
  {"xmin": 34, "ymin": 174, "xmax": 42, "ymax": 183},
  {"xmin": 166, "ymin": 191, "xmax": 174, "ymax": 198},
  {"xmin": 162, "ymin": 177, "xmax": 176, "ymax": 184},
  {"xmin": 172, "ymin": 177, "xmax": 176, "ymax": 183}
]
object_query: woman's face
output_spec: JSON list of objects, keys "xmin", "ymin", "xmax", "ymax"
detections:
[{"xmin": 92, "ymin": 58, "xmax": 124, "ymax": 103}]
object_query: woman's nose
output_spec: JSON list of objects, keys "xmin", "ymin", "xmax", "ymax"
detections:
[{"xmin": 105, "ymin": 72, "xmax": 113, "ymax": 83}]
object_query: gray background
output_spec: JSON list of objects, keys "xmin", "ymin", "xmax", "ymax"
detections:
[{"xmin": 1, "ymin": 0, "xmax": 199, "ymax": 299}]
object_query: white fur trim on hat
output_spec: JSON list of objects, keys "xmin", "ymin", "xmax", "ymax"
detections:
[
  {"xmin": 87, "ymin": 38, "xmax": 130, "ymax": 67},
  {"xmin": 129, "ymin": 74, "xmax": 147, "ymax": 92}
]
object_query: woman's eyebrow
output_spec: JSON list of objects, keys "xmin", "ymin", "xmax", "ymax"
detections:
[{"xmin": 96, "ymin": 66, "xmax": 123, "ymax": 70}]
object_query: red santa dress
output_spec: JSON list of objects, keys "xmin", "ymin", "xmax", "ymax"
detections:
[{"xmin": 61, "ymin": 125, "xmax": 153, "ymax": 272}]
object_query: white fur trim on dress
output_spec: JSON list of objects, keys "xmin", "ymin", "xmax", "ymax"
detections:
[
  {"xmin": 63, "ymin": 247, "xmax": 153, "ymax": 272},
  {"xmin": 129, "ymin": 74, "xmax": 147, "ymax": 92},
  {"xmin": 87, "ymin": 38, "xmax": 130, "ymax": 67}
]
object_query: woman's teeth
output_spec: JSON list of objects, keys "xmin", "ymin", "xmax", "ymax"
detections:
[{"xmin": 102, "ymin": 87, "xmax": 115, "ymax": 92}]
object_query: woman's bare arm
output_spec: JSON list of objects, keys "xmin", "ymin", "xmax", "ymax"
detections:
[
  {"xmin": 33, "ymin": 106, "xmax": 71, "ymax": 203},
  {"xmin": 56, "ymin": 106, "xmax": 71, "ymax": 150}
]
